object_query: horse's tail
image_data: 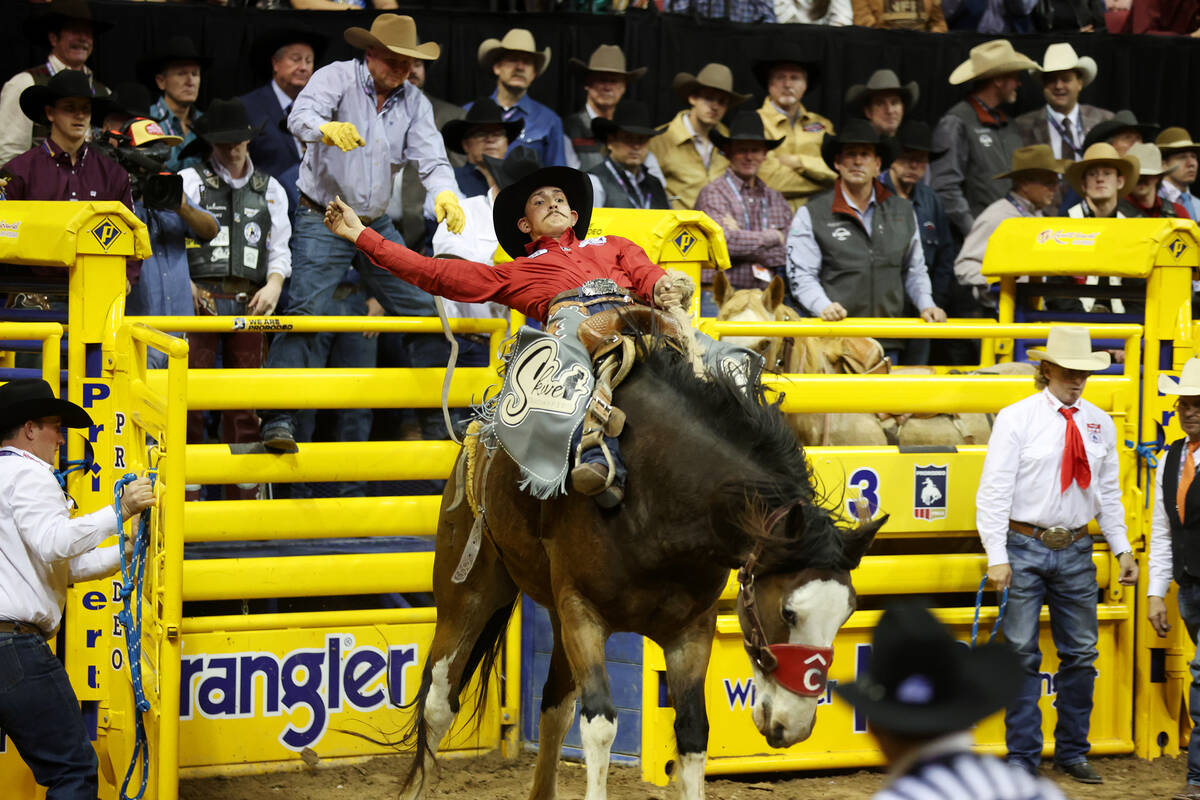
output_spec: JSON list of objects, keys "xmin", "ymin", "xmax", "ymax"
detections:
[{"xmin": 398, "ymin": 598, "xmax": 518, "ymax": 796}]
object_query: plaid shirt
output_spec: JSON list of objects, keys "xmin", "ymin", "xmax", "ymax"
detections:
[{"xmin": 695, "ymin": 169, "xmax": 792, "ymax": 288}]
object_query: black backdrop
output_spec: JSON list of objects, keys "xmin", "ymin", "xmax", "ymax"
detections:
[{"xmin": 6, "ymin": 1, "xmax": 1200, "ymax": 137}]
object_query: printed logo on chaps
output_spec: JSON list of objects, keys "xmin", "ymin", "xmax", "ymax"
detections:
[{"xmin": 499, "ymin": 338, "xmax": 590, "ymax": 427}]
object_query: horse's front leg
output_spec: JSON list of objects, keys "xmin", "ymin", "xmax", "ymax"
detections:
[
  {"xmin": 555, "ymin": 591, "xmax": 615, "ymax": 800},
  {"xmin": 661, "ymin": 605, "xmax": 718, "ymax": 800}
]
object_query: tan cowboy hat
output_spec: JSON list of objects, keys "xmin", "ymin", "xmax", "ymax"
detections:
[
  {"xmin": 673, "ymin": 63, "xmax": 752, "ymax": 106},
  {"xmin": 1064, "ymin": 142, "xmax": 1139, "ymax": 198},
  {"xmin": 949, "ymin": 40, "xmax": 1039, "ymax": 86},
  {"xmin": 1127, "ymin": 142, "xmax": 1177, "ymax": 178},
  {"xmin": 344, "ymin": 14, "xmax": 440, "ymax": 61},
  {"xmin": 477, "ymin": 28, "xmax": 551, "ymax": 76},
  {"xmin": 846, "ymin": 70, "xmax": 919, "ymax": 111},
  {"xmin": 568, "ymin": 44, "xmax": 646, "ymax": 81},
  {"xmin": 1027, "ymin": 326, "xmax": 1111, "ymax": 371},
  {"xmin": 1160, "ymin": 357, "xmax": 1200, "ymax": 396},
  {"xmin": 1034, "ymin": 42, "xmax": 1097, "ymax": 87},
  {"xmin": 1157, "ymin": 126, "xmax": 1200, "ymax": 154},
  {"xmin": 993, "ymin": 144, "xmax": 1068, "ymax": 180}
]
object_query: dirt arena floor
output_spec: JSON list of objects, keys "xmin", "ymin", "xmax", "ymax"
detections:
[{"xmin": 181, "ymin": 750, "xmax": 1189, "ymax": 799}]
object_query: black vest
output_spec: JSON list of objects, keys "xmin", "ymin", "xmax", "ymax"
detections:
[
  {"xmin": 1164, "ymin": 438, "xmax": 1200, "ymax": 584},
  {"xmin": 564, "ymin": 110, "xmax": 604, "ymax": 172},
  {"xmin": 587, "ymin": 158, "xmax": 670, "ymax": 210},
  {"xmin": 187, "ymin": 167, "xmax": 272, "ymax": 284}
]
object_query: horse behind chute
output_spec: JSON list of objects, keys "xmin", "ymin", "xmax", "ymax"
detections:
[{"xmin": 398, "ymin": 322, "xmax": 882, "ymax": 800}]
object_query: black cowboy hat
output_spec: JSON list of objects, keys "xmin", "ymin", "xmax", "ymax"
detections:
[
  {"xmin": 441, "ymin": 98, "xmax": 524, "ymax": 156},
  {"xmin": 481, "ymin": 146, "xmax": 542, "ymax": 192},
  {"xmin": 97, "ymin": 81, "xmax": 153, "ymax": 122},
  {"xmin": 0, "ymin": 379, "xmax": 92, "ymax": 432},
  {"xmin": 493, "ymin": 165, "xmax": 593, "ymax": 260},
  {"xmin": 892, "ymin": 120, "xmax": 933, "ymax": 154},
  {"xmin": 591, "ymin": 100, "xmax": 663, "ymax": 142},
  {"xmin": 710, "ymin": 110, "xmax": 785, "ymax": 151},
  {"xmin": 136, "ymin": 35, "xmax": 213, "ymax": 87},
  {"xmin": 23, "ymin": 0, "xmax": 111, "ymax": 43},
  {"xmin": 248, "ymin": 26, "xmax": 328, "ymax": 75},
  {"xmin": 192, "ymin": 98, "xmax": 264, "ymax": 144},
  {"xmin": 820, "ymin": 118, "xmax": 898, "ymax": 170},
  {"xmin": 19, "ymin": 69, "xmax": 112, "ymax": 126},
  {"xmin": 835, "ymin": 602, "xmax": 1022, "ymax": 737},
  {"xmin": 1082, "ymin": 109, "xmax": 1160, "ymax": 151},
  {"xmin": 751, "ymin": 48, "xmax": 821, "ymax": 93}
]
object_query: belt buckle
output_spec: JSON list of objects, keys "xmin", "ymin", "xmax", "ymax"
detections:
[
  {"xmin": 580, "ymin": 279, "xmax": 620, "ymax": 297},
  {"xmin": 234, "ymin": 292, "xmax": 249, "ymax": 303},
  {"xmin": 1040, "ymin": 526, "xmax": 1073, "ymax": 549}
]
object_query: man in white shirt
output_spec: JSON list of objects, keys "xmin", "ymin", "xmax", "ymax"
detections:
[
  {"xmin": 0, "ymin": 379, "xmax": 154, "ymax": 798},
  {"xmin": 1157, "ymin": 127, "xmax": 1200, "ymax": 221},
  {"xmin": 976, "ymin": 326, "xmax": 1137, "ymax": 784},
  {"xmin": 1147, "ymin": 357, "xmax": 1200, "ymax": 800}
]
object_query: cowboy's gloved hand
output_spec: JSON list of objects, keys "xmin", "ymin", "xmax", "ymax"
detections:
[
  {"xmin": 434, "ymin": 190, "xmax": 465, "ymax": 234},
  {"xmin": 653, "ymin": 275, "xmax": 682, "ymax": 309},
  {"xmin": 319, "ymin": 121, "xmax": 365, "ymax": 152}
]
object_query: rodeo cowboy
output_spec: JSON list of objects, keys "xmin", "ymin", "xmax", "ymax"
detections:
[{"xmin": 323, "ymin": 164, "xmax": 755, "ymax": 508}]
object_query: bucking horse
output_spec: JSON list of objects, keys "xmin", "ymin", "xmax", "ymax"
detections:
[{"xmin": 397, "ymin": 321, "xmax": 883, "ymax": 800}]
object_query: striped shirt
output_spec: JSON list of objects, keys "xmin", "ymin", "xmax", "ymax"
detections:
[{"xmin": 877, "ymin": 737, "xmax": 1067, "ymax": 800}]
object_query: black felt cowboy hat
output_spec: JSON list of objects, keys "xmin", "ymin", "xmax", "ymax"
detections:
[
  {"xmin": 835, "ymin": 602, "xmax": 1022, "ymax": 736},
  {"xmin": 892, "ymin": 120, "xmax": 933, "ymax": 154},
  {"xmin": 0, "ymin": 379, "xmax": 92, "ymax": 431},
  {"xmin": 710, "ymin": 110, "xmax": 785, "ymax": 151},
  {"xmin": 100, "ymin": 81, "xmax": 154, "ymax": 121},
  {"xmin": 481, "ymin": 145, "xmax": 542, "ymax": 193},
  {"xmin": 193, "ymin": 98, "xmax": 264, "ymax": 144},
  {"xmin": 249, "ymin": 27, "xmax": 329, "ymax": 77},
  {"xmin": 136, "ymin": 35, "xmax": 213, "ymax": 87},
  {"xmin": 19, "ymin": 69, "xmax": 112, "ymax": 126},
  {"xmin": 441, "ymin": 97, "xmax": 524, "ymax": 156},
  {"xmin": 23, "ymin": 0, "xmax": 111, "ymax": 43},
  {"xmin": 1082, "ymin": 109, "xmax": 1159, "ymax": 151},
  {"xmin": 591, "ymin": 100, "xmax": 663, "ymax": 142},
  {"xmin": 493, "ymin": 165, "xmax": 593, "ymax": 260},
  {"xmin": 751, "ymin": 48, "xmax": 821, "ymax": 92},
  {"xmin": 820, "ymin": 118, "xmax": 898, "ymax": 170}
]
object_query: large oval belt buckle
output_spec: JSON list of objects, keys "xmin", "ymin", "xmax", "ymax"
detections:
[{"xmin": 1040, "ymin": 526, "xmax": 1072, "ymax": 550}]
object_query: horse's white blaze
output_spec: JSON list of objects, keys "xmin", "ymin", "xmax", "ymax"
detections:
[
  {"xmin": 752, "ymin": 579, "xmax": 852, "ymax": 747},
  {"xmin": 675, "ymin": 752, "xmax": 707, "ymax": 800},
  {"xmin": 424, "ymin": 653, "xmax": 457, "ymax": 755},
  {"xmin": 580, "ymin": 713, "xmax": 617, "ymax": 800},
  {"xmin": 722, "ymin": 305, "xmax": 770, "ymax": 352}
]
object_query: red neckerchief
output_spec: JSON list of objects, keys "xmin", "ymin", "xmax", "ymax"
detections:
[
  {"xmin": 830, "ymin": 178, "xmax": 893, "ymax": 233},
  {"xmin": 967, "ymin": 94, "xmax": 1007, "ymax": 127}
]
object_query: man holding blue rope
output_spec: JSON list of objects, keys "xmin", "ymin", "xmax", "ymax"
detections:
[{"xmin": 0, "ymin": 379, "xmax": 154, "ymax": 800}]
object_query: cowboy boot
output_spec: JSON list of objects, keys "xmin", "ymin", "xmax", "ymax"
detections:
[{"xmin": 570, "ymin": 373, "xmax": 627, "ymax": 508}]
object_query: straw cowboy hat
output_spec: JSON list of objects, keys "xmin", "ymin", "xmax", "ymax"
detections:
[
  {"xmin": 1127, "ymin": 142, "xmax": 1176, "ymax": 178},
  {"xmin": 1064, "ymin": 142, "xmax": 1139, "ymax": 199},
  {"xmin": 1160, "ymin": 357, "xmax": 1200, "ymax": 396},
  {"xmin": 672, "ymin": 63, "xmax": 752, "ymax": 106},
  {"xmin": 0, "ymin": 379, "xmax": 92, "ymax": 432},
  {"xmin": 1027, "ymin": 326, "xmax": 1111, "ymax": 372},
  {"xmin": 993, "ymin": 144, "xmax": 1068, "ymax": 180},
  {"xmin": 1033, "ymin": 42, "xmax": 1097, "ymax": 87},
  {"xmin": 820, "ymin": 118, "xmax": 898, "ymax": 170},
  {"xmin": 493, "ymin": 165, "xmax": 593, "ymax": 260},
  {"xmin": 568, "ymin": 44, "xmax": 646, "ymax": 81},
  {"xmin": 846, "ymin": 70, "xmax": 919, "ymax": 112},
  {"xmin": 949, "ymin": 40, "xmax": 1039, "ymax": 86},
  {"xmin": 591, "ymin": 100, "xmax": 663, "ymax": 142},
  {"xmin": 710, "ymin": 110, "xmax": 784, "ymax": 152},
  {"xmin": 345, "ymin": 14, "xmax": 440, "ymax": 61},
  {"xmin": 835, "ymin": 602, "xmax": 1022, "ymax": 737},
  {"xmin": 1083, "ymin": 109, "xmax": 1159, "ymax": 151},
  {"xmin": 1157, "ymin": 127, "xmax": 1200, "ymax": 155},
  {"xmin": 19, "ymin": 69, "xmax": 112, "ymax": 126},
  {"xmin": 477, "ymin": 29, "xmax": 550, "ymax": 76},
  {"xmin": 441, "ymin": 97, "xmax": 525, "ymax": 155}
]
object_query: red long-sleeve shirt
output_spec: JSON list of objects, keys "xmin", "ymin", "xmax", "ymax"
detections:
[{"xmin": 356, "ymin": 227, "xmax": 667, "ymax": 322}]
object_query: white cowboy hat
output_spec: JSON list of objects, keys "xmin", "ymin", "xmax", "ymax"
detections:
[
  {"xmin": 1159, "ymin": 357, "xmax": 1200, "ymax": 396},
  {"xmin": 1035, "ymin": 42, "xmax": 1097, "ymax": 87},
  {"xmin": 477, "ymin": 28, "xmax": 551, "ymax": 76},
  {"xmin": 344, "ymin": 14, "xmax": 440, "ymax": 61},
  {"xmin": 949, "ymin": 40, "xmax": 1039, "ymax": 86},
  {"xmin": 1027, "ymin": 326, "xmax": 1111, "ymax": 371},
  {"xmin": 1127, "ymin": 142, "xmax": 1177, "ymax": 178}
]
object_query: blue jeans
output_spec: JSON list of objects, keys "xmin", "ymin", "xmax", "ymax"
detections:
[
  {"xmin": 1001, "ymin": 530, "xmax": 1099, "ymax": 767},
  {"xmin": 263, "ymin": 206, "xmax": 448, "ymax": 428},
  {"xmin": 1177, "ymin": 581, "xmax": 1200, "ymax": 785},
  {"xmin": 0, "ymin": 632, "xmax": 97, "ymax": 799}
]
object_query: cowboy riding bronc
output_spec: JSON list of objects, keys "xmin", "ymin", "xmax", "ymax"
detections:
[{"xmin": 323, "ymin": 164, "xmax": 758, "ymax": 507}]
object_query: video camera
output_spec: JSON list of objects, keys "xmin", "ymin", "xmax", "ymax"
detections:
[{"xmin": 91, "ymin": 118, "xmax": 183, "ymax": 211}]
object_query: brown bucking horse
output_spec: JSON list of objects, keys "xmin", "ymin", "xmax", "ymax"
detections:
[{"xmin": 398, "ymin": 330, "xmax": 882, "ymax": 800}]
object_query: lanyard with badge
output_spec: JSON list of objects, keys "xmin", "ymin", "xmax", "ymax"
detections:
[
  {"xmin": 605, "ymin": 158, "xmax": 650, "ymax": 209},
  {"xmin": 1045, "ymin": 110, "xmax": 1081, "ymax": 160},
  {"xmin": 724, "ymin": 174, "xmax": 770, "ymax": 231}
]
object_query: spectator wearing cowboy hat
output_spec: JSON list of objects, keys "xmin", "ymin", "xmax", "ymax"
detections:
[
  {"xmin": 649, "ymin": 63, "xmax": 749, "ymax": 210},
  {"xmin": 564, "ymin": 45, "xmax": 647, "ymax": 172},
  {"xmin": 753, "ymin": 52, "xmax": 836, "ymax": 211},
  {"xmin": 260, "ymin": 14, "xmax": 464, "ymax": 453},
  {"xmin": 1015, "ymin": 44, "xmax": 1113, "ymax": 164},
  {"xmin": 786, "ymin": 119, "xmax": 944, "ymax": 364},
  {"xmin": 0, "ymin": 379, "xmax": 155, "ymax": 799},
  {"xmin": 1058, "ymin": 109, "xmax": 1158, "ymax": 212},
  {"xmin": 140, "ymin": 35, "xmax": 212, "ymax": 172},
  {"xmin": 848, "ymin": 70, "xmax": 919, "ymax": 138},
  {"xmin": 852, "ymin": 0, "xmax": 948, "ymax": 30},
  {"xmin": 473, "ymin": 28, "xmax": 565, "ymax": 168},
  {"xmin": 179, "ymin": 99, "xmax": 293, "ymax": 489},
  {"xmin": 443, "ymin": 98, "xmax": 525, "ymax": 200},
  {"xmin": 977, "ymin": 325, "xmax": 1137, "ymax": 783},
  {"xmin": 881, "ymin": 121, "xmax": 957, "ymax": 364},
  {"xmin": 695, "ymin": 110, "xmax": 790, "ymax": 309},
  {"xmin": 1157, "ymin": 127, "xmax": 1200, "ymax": 220},
  {"xmin": 1063, "ymin": 142, "xmax": 1138, "ymax": 219},
  {"xmin": 1148, "ymin": 358, "xmax": 1200, "ymax": 800},
  {"xmin": 836, "ymin": 602, "xmax": 1067, "ymax": 800},
  {"xmin": 587, "ymin": 100, "xmax": 668, "ymax": 211},
  {"xmin": 1126, "ymin": 142, "xmax": 1188, "ymax": 218},
  {"xmin": 932, "ymin": 40, "xmax": 1040, "ymax": 237},
  {"xmin": 773, "ymin": 0, "xmax": 853, "ymax": 24},
  {"xmin": 0, "ymin": 0, "xmax": 109, "ymax": 166}
]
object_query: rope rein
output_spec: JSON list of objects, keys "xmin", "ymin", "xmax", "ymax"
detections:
[{"xmin": 971, "ymin": 574, "xmax": 1008, "ymax": 648}]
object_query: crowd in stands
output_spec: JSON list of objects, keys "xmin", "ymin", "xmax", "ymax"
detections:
[{"xmin": 3, "ymin": 0, "xmax": 1200, "ymax": 498}]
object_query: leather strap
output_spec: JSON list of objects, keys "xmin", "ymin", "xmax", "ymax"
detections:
[
  {"xmin": 1009, "ymin": 520, "xmax": 1089, "ymax": 543},
  {"xmin": 0, "ymin": 620, "xmax": 45, "ymax": 637}
]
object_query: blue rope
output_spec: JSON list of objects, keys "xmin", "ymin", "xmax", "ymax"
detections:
[
  {"xmin": 53, "ymin": 459, "xmax": 89, "ymax": 490},
  {"xmin": 971, "ymin": 574, "xmax": 1008, "ymax": 648},
  {"xmin": 1126, "ymin": 439, "xmax": 1165, "ymax": 470},
  {"xmin": 113, "ymin": 472, "xmax": 154, "ymax": 800}
]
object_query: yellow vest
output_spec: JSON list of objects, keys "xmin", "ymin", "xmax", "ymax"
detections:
[
  {"xmin": 756, "ymin": 98, "xmax": 837, "ymax": 211},
  {"xmin": 648, "ymin": 110, "xmax": 730, "ymax": 210}
]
